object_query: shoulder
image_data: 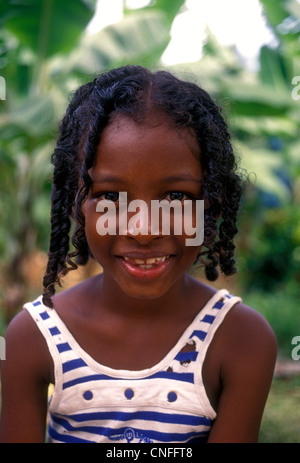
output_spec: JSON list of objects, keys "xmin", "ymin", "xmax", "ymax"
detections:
[
  {"xmin": 0, "ymin": 308, "xmax": 51, "ymax": 442},
  {"xmin": 204, "ymin": 297, "xmax": 277, "ymax": 442},
  {"xmin": 204, "ymin": 294, "xmax": 277, "ymax": 393},
  {"xmin": 3, "ymin": 306, "xmax": 53, "ymax": 383},
  {"xmin": 222, "ymin": 300, "xmax": 277, "ymax": 355},
  {"xmin": 5, "ymin": 307, "xmax": 41, "ymax": 347},
  {"xmin": 203, "ymin": 289, "xmax": 277, "ymax": 388},
  {"xmin": 215, "ymin": 298, "xmax": 277, "ymax": 387}
]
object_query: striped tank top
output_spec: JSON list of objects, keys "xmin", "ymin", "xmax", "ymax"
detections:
[{"xmin": 24, "ymin": 289, "xmax": 241, "ymax": 444}]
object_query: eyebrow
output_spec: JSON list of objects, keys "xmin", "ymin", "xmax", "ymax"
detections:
[
  {"xmin": 91, "ymin": 175, "xmax": 127, "ymax": 184},
  {"xmin": 91, "ymin": 175, "xmax": 201, "ymax": 184},
  {"xmin": 162, "ymin": 175, "xmax": 201, "ymax": 184}
]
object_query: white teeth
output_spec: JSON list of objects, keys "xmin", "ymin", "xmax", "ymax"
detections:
[{"xmin": 123, "ymin": 255, "xmax": 169, "ymax": 266}]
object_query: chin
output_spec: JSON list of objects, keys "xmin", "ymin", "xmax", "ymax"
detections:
[
  {"xmin": 113, "ymin": 273, "xmax": 180, "ymax": 301},
  {"xmin": 120, "ymin": 284, "xmax": 170, "ymax": 301}
]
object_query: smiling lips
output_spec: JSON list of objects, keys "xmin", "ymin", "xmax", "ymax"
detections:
[
  {"xmin": 118, "ymin": 254, "xmax": 172, "ymax": 279},
  {"xmin": 123, "ymin": 255, "xmax": 170, "ymax": 269}
]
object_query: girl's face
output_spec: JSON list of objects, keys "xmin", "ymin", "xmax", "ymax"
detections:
[{"xmin": 83, "ymin": 112, "xmax": 202, "ymax": 301}]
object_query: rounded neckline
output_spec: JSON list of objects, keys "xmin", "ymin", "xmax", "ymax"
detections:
[{"xmin": 40, "ymin": 289, "xmax": 228, "ymax": 379}]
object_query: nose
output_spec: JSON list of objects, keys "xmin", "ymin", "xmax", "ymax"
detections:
[
  {"xmin": 127, "ymin": 231, "xmax": 160, "ymax": 245},
  {"xmin": 118, "ymin": 198, "xmax": 161, "ymax": 244}
]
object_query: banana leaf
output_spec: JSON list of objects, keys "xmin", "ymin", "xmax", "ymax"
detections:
[{"xmin": 1, "ymin": 0, "xmax": 96, "ymax": 59}]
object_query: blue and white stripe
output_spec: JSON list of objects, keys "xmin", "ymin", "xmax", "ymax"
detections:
[{"xmin": 24, "ymin": 289, "xmax": 241, "ymax": 443}]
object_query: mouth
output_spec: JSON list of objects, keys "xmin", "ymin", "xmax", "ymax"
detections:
[
  {"xmin": 123, "ymin": 255, "xmax": 170, "ymax": 269},
  {"xmin": 117, "ymin": 254, "xmax": 173, "ymax": 279}
]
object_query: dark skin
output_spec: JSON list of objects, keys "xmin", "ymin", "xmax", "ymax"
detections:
[{"xmin": 0, "ymin": 113, "xmax": 277, "ymax": 443}]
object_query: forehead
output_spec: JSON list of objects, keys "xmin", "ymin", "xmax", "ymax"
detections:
[{"xmin": 92, "ymin": 112, "xmax": 201, "ymax": 176}]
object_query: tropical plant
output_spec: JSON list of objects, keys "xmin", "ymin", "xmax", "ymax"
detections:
[
  {"xmin": 0, "ymin": 0, "xmax": 186, "ymax": 320},
  {"xmin": 0, "ymin": 0, "xmax": 299, "ymax": 322},
  {"xmin": 171, "ymin": 0, "xmax": 300, "ymax": 293}
]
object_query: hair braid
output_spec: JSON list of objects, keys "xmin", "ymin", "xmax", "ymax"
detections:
[
  {"xmin": 42, "ymin": 81, "xmax": 96, "ymax": 307},
  {"xmin": 198, "ymin": 106, "xmax": 242, "ymax": 280}
]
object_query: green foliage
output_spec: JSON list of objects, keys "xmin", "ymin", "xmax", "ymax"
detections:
[
  {"xmin": 1, "ymin": 0, "xmax": 97, "ymax": 59},
  {"xmin": 139, "ymin": 0, "xmax": 185, "ymax": 25},
  {"xmin": 176, "ymin": 3, "xmax": 300, "ymax": 301},
  {"xmin": 0, "ymin": 0, "xmax": 299, "ymax": 325},
  {"xmin": 238, "ymin": 203, "xmax": 300, "ymax": 292},
  {"xmin": 242, "ymin": 286, "xmax": 299, "ymax": 357},
  {"xmin": 260, "ymin": 0, "xmax": 300, "ymax": 50},
  {"xmin": 65, "ymin": 11, "xmax": 171, "ymax": 75},
  {"xmin": 0, "ymin": 1, "xmax": 299, "ymax": 441},
  {"xmin": 0, "ymin": 0, "xmax": 185, "ymax": 314},
  {"xmin": 172, "ymin": 32, "xmax": 299, "ymax": 200}
]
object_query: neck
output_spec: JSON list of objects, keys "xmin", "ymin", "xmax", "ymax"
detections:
[{"xmin": 95, "ymin": 272, "xmax": 193, "ymax": 321}]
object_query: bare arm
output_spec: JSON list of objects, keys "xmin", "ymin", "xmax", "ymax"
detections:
[
  {"xmin": 0, "ymin": 310, "xmax": 52, "ymax": 443},
  {"xmin": 207, "ymin": 303, "xmax": 277, "ymax": 443}
]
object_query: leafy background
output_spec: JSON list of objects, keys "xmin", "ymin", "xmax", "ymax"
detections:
[{"xmin": 0, "ymin": 0, "xmax": 299, "ymax": 442}]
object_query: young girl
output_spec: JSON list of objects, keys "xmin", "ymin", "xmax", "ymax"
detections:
[{"xmin": 0, "ymin": 65, "xmax": 277, "ymax": 443}]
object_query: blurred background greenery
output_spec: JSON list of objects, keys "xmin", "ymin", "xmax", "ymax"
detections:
[{"xmin": 0, "ymin": 0, "xmax": 299, "ymax": 442}]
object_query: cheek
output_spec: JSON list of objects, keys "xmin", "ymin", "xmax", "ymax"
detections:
[
  {"xmin": 172, "ymin": 202, "xmax": 204, "ymax": 251},
  {"xmin": 177, "ymin": 207, "xmax": 203, "ymax": 265},
  {"xmin": 83, "ymin": 201, "xmax": 97, "ymax": 238},
  {"xmin": 83, "ymin": 202, "xmax": 109, "ymax": 259},
  {"xmin": 185, "ymin": 243, "xmax": 202, "ymax": 267},
  {"xmin": 85, "ymin": 229, "xmax": 113, "ymax": 268},
  {"xmin": 174, "ymin": 232, "xmax": 202, "ymax": 267}
]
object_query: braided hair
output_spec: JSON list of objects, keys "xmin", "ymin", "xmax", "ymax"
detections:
[{"xmin": 42, "ymin": 65, "xmax": 243, "ymax": 307}]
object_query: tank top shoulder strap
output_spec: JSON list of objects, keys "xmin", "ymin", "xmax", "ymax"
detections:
[
  {"xmin": 23, "ymin": 296, "xmax": 82, "ymax": 392},
  {"xmin": 194, "ymin": 288, "xmax": 242, "ymax": 363},
  {"xmin": 165, "ymin": 289, "xmax": 241, "ymax": 375},
  {"xmin": 24, "ymin": 296, "xmax": 61, "ymax": 360}
]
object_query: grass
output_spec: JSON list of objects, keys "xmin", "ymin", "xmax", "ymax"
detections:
[
  {"xmin": 259, "ymin": 375, "xmax": 300, "ymax": 443},
  {"xmin": 240, "ymin": 285, "xmax": 300, "ymax": 443}
]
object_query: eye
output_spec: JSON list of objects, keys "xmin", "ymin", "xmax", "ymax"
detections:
[
  {"xmin": 166, "ymin": 192, "xmax": 191, "ymax": 202},
  {"xmin": 95, "ymin": 192, "xmax": 119, "ymax": 202}
]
